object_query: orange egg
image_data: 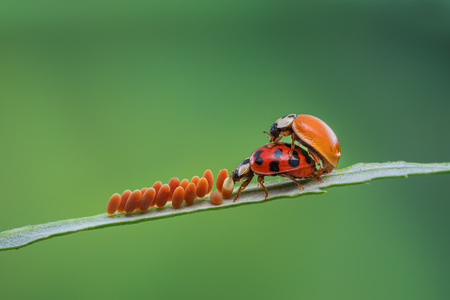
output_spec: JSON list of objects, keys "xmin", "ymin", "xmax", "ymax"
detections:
[
  {"xmin": 155, "ymin": 184, "xmax": 170, "ymax": 208},
  {"xmin": 202, "ymin": 169, "xmax": 214, "ymax": 194},
  {"xmin": 118, "ymin": 190, "xmax": 132, "ymax": 213},
  {"xmin": 190, "ymin": 176, "xmax": 200, "ymax": 186},
  {"xmin": 197, "ymin": 178, "xmax": 209, "ymax": 198},
  {"xmin": 140, "ymin": 188, "xmax": 156, "ymax": 212},
  {"xmin": 222, "ymin": 177, "xmax": 234, "ymax": 199},
  {"xmin": 209, "ymin": 190, "xmax": 222, "ymax": 205},
  {"xmin": 215, "ymin": 169, "xmax": 229, "ymax": 193},
  {"xmin": 184, "ymin": 183, "xmax": 197, "ymax": 206},
  {"xmin": 292, "ymin": 114, "xmax": 341, "ymax": 170},
  {"xmin": 106, "ymin": 193, "xmax": 121, "ymax": 215},
  {"xmin": 168, "ymin": 177, "xmax": 180, "ymax": 202},
  {"xmin": 180, "ymin": 179, "xmax": 190, "ymax": 190},
  {"xmin": 172, "ymin": 186, "xmax": 185, "ymax": 209},
  {"xmin": 151, "ymin": 181, "xmax": 163, "ymax": 207},
  {"xmin": 125, "ymin": 190, "xmax": 142, "ymax": 214},
  {"xmin": 140, "ymin": 187, "xmax": 148, "ymax": 195}
]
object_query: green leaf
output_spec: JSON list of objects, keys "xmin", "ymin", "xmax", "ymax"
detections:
[{"xmin": 1, "ymin": 161, "xmax": 449, "ymax": 251}]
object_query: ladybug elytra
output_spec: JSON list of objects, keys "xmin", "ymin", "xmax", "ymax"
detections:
[{"xmin": 264, "ymin": 114, "xmax": 341, "ymax": 175}]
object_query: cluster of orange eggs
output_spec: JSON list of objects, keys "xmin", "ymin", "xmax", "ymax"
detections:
[
  {"xmin": 106, "ymin": 114, "xmax": 341, "ymax": 214},
  {"xmin": 106, "ymin": 169, "xmax": 233, "ymax": 215}
]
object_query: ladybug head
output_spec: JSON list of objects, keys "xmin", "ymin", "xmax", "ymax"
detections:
[
  {"xmin": 269, "ymin": 122, "xmax": 280, "ymax": 140},
  {"xmin": 231, "ymin": 157, "xmax": 252, "ymax": 182},
  {"xmin": 267, "ymin": 114, "xmax": 297, "ymax": 142}
]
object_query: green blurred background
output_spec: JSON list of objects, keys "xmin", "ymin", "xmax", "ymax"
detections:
[{"xmin": 1, "ymin": 0, "xmax": 449, "ymax": 299}]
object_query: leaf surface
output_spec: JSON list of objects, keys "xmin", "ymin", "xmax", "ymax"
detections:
[{"xmin": 1, "ymin": 161, "xmax": 449, "ymax": 251}]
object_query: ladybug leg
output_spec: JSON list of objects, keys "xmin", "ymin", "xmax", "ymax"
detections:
[
  {"xmin": 263, "ymin": 131, "xmax": 272, "ymax": 140},
  {"xmin": 308, "ymin": 149, "xmax": 324, "ymax": 173},
  {"xmin": 316, "ymin": 174, "xmax": 323, "ymax": 183},
  {"xmin": 266, "ymin": 135, "xmax": 282, "ymax": 148},
  {"xmin": 306, "ymin": 151, "xmax": 326, "ymax": 183},
  {"xmin": 263, "ymin": 131, "xmax": 277, "ymax": 146},
  {"xmin": 267, "ymin": 131, "xmax": 291, "ymax": 148},
  {"xmin": 288, "ymin": 135, "xmax": 296, "ymax": 158},
  {"xmin": 281, "ymin": 174, "xmax": 305, "ymax": 190},
  {"xmin": 233, "ymin": 174, "xmax": 254, "ymax": 202},
  {"xmin": 257, "ymin": 175, "xmax": 269, "ymax": 200}
]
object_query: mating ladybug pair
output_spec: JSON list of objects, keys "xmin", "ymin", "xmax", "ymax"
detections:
[{"xmin": 227, "ymin": 114, "xmax": 341, "ymax": 201}]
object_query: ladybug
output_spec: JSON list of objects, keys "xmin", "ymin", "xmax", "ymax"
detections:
[
  {"xmin": 230, "ymin": 143, "xmax": 317, "ymax": 201},
  {"xmin": 264, "ymin": 114, "xmax": 341, "ymax": 175}
]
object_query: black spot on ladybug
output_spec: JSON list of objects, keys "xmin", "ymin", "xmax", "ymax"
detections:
[
  {"xmin": 273, "ymin": 148, "xmax": 283, "ymax": 158},
  {"xmin": 297, "ymin": 148, "xmax": 312, "ymax": 164},
  {"xmin": 269, "ymin": 160, "xmax": 280, "ymax": 172},
  {"xmin": 288, "ymin": 156, "xmax": 300, "ymax": 167},
  {"xmin": 292, "ymin": 150, "xmax": 299, "ymax": 157},
  {"xmin": 304, "ymin": 153, "xmax": 312, "ymax": 164},
  {"xmin": 254, "ymin": 156, "xmax": 264, "ymax": 165},
  {"xmin": 253, "ymin": 150, "xmax": 263, "ymax": 158}
]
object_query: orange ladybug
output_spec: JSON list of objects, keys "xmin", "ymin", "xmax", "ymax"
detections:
[{"xmin": 264, "ymin": 114, "xmax": 341, "ymax": 176}]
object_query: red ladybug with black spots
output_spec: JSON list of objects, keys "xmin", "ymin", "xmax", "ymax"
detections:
[{"xmin": 230, "ymin": 142, "xmax": 319, "ymax": 201}]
